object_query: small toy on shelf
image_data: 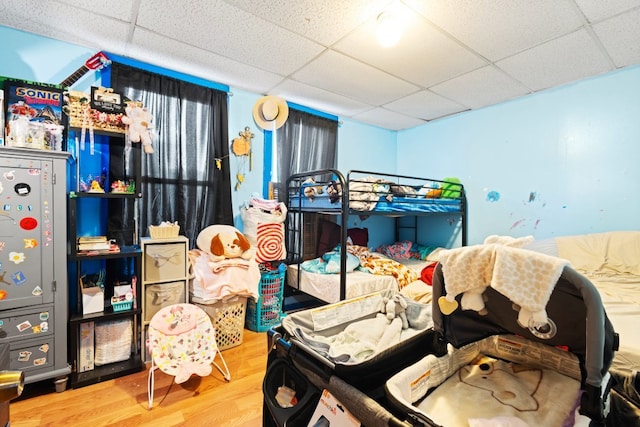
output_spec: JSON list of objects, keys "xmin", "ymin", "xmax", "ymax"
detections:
[{"xmin": 110, "ymin": 179, "xmax": 135, "ymax": 194}]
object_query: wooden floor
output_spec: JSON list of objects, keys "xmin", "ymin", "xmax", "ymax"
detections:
[{"xmin": 10, "ymin": 329, "xmax": 269, "ymax": 427}]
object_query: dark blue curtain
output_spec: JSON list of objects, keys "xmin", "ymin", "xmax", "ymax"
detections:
[{"xmin": 109, "ymin": 63, "xmax": 232, "ymax": 248}]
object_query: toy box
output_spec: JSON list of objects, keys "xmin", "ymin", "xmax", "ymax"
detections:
[{"xmin": 2, "ymin": 78, "xmax": 65, "ymax": 150}]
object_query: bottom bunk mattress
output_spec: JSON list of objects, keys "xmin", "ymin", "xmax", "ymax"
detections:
[
  {"xmin": 385, "ymin": 335, "xmax": 592, "ymax": 427},
  {"xmin": 287, "ymin": 258, "xmax": 431, "ymax": 304}
]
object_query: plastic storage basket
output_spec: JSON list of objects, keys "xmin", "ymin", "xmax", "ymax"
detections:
[
  {"xmin": 246, "ymin": 266, "xmax": 286, "ymax": 332},
  {"xmin": 194, "ymin": 296, "xmax": 247, "ymax": 351}
]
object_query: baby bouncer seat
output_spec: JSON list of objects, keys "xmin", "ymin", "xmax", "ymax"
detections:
[{"xmin": 147, "ymin": 303, "xmax": 231, "ymax": 409}]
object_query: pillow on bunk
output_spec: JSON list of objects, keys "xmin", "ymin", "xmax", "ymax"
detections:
[
  {"xmin": 323, "ymin": 250, "xmax": 360, "ymax": 274},
  {"xmin": 410, "ymin": 243, "xmax": 438, "ymax": 260},
  {"xmin": 376, "ymin": 241, "xmax": 413, "ymax": 259}
]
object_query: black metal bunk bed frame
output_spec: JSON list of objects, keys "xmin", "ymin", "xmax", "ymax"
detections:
[{"xmin": 285, "ymin": 169, "xmax": 468, "ymax": 301}]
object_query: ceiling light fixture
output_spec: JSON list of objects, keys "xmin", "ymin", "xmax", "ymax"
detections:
[{"xmin": 376, "ymin": 12, "xmax": 403, "ymax": 48}]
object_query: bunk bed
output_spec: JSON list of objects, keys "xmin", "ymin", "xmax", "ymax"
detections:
[{"xmin": 285, "ymin": 169, "xmax": 467, "ymax": 304}]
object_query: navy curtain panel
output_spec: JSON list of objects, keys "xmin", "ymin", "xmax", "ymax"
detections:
[{"xmin": 109, "ymin": 63, "xmax": 232, "ymax": 248}]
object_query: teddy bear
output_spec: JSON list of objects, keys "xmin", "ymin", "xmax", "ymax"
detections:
[
  {"xmin": 121, "ymin": 103, "xmax": 155, "ymax": 154},
  {"xmin": 381, "ymin": 294, "xmax": 409, "ymax": 329}
]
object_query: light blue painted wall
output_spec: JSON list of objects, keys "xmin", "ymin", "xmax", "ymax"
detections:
[{"xmin": 397, "ymin": 65, "xmax": 640, "ymax": 245}]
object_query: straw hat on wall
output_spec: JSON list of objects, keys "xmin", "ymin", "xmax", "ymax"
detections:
[{"xmin": 253, "ymin": 95, "xmax": 289, "ymax": 130}]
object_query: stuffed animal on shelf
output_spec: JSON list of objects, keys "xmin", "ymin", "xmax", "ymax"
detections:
[
  {"xmin": 381, "ymin": 294, "xmax": 409, "ymax": 329},
  {"xmin": 121, "ymin": 102, "xmax": 155, "ymax": 154}
]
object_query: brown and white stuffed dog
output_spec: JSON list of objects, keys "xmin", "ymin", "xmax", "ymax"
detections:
[{"xmin": 196, "ymin": 224, "xmax": 254, "ymax": 262}]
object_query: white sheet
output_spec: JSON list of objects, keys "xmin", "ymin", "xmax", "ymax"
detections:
[{"xmin": 287, "ymin": 258, "xmax": 430, "ymax": 304}]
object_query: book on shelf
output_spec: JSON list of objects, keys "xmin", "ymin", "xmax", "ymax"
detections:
[{"xmin": 77, "ymin": 236, "xmax": 108, "ymax": 244}]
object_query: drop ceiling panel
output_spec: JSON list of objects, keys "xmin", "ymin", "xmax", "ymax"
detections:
[
  {"xmin": 270, "ymin": 79, "xmax": 371, "ymax": 118},
  {"xmin": 431, "ymin": 65, "xmax": 530, "ymax": 109},
  {"xmin": 409, "ymin": 0, "xmax": 584, "ymax": 61},
  {"xmin": 59, "ymin": 0, "xmax": 134, "ymax": 21},
  {"xmin": 0, "ymin": 0, "xmax": 130, "ymax": 51},
  {"xmin": 384, "ymin": 90, "xmax": 467, "ymax": 121},
  {"xmin": 497, "ymin": 29, "xmax": 613, "ymax": 91},
  {"xmin": 353, "ymin": 108, "xmax": 427, "ymax": 131},
  {"xmin": 592, "ymin": 8, "xmax": 640, "ymax": 67},
  {"xmin": 136, "ymin": 0, "xmax": 325, "ymax": 76},
  {"xmin": 222, "ymin": 0, "xmax": 393, "ymax": 46},
  {"xmin": 574, "ymin": 0, "xmax": 640, "ymax": 22},
  {"xmin": 292, "ymin": 50, "xmax": 419, "ymax": 105},
  {"xmin": 333, "ymin": 5, "xmax": 487, "ymax": 87},
  {"xmin": 130, "ymin": 29, "xmax": 284, "ymax": 93}
]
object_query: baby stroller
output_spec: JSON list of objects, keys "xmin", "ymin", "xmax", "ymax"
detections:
[{"xmin": 385, "ymin": 262, "xmax": 619, "ymax": 426}]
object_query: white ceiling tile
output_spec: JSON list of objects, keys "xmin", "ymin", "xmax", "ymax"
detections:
[
  {"xmin": 292, "ymin": 50, "xmax": 419, "ymax": 105},
  {"xmin": 407, "ymin": 0, "xmax": 584, "ymax": 61},
  {"xmin": 333, "ymin": 3, "xmax": 486, "ymax": 87},
  {"xmin": 592, "ymin": 8, "xmax": 640, "ymax": 67},
  {"xmin": 269, "ymin": 79, "xmax": 371, "ymax": 118},
  {"xmin": 136, "ymin": 0, "xmax": 325, "ymax": 76},
  {"xmin": 130, "ymin": 29, "xmax": 284, "ymax": 93},
  {"xmin": 0, "ymin": 0, "xmax": 130, "ymax": 52},
  {"xmin": 58, "ymin": 0, "xmax": 134, "ymax": 21},
  {"xmin": 352, "ymin": 108, "xmax": 427, "ymax": 131},
  {"xmin": 574, "ymin": 0, "xmax": 640, "ymax": 22},
  {"xmin": 431, "ymin": 65, "xmax": 530, "ymax": 109},
  {"xmin": 221, "ymin": 0, "xmax": 392, "ymax": 46},
  {"xmin": 384, "ymin": 90, "xmax": 468, "ymax": 121},
  {"xmin": 497, "ymin": 29, "xmax": 613, "ymax": 91}
]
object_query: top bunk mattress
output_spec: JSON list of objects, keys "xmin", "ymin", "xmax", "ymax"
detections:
[
  {"xmin": 287, "ymin": 170, "xmax": 465, "ymax": 215},
  {"xmin": 289, "ymin": 193, "xmax": 462, "ymax": 213}
]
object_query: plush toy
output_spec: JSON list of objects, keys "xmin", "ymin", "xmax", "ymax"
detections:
[
  {"xmin": 302, "ymin": 178, "xmax": 323, "ymax": 201},
  {"xmin": 381, "ymin": 294, "xmax": 409, "ymax": 329},
  {"xmin": 209, "ymin": 230, "xmax": 253, "ymax": 262},
  {"xmin": 326, "ymin": 180, "xmax": 342, "ymax": 203},
  {"xmin": 121, "ymin": 103, "xmax": 155, "ymax": 154}
]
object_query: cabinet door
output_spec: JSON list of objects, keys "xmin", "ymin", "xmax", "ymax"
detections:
[{"xmin": 0, "ymin": 157, "xmax": 53, "ymax": 310}]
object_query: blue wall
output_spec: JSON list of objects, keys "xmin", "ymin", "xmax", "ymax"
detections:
[{"xmin": 398, "ymin": 66, "xmax": 640, "ymax": 245}]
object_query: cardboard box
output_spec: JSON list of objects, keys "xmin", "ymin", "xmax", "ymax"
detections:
[
  {"xmin": 307, "ymin": 389, "xmax": 360, "ymax": 427},
  {"xmin": 78, "ymin": 321, "xmax": 94, "ymax": 372},
  {"xmin": 81, "ymin": 281, "xmax": 104, "ymax": 315},
  {"xmin": 2, "ymin": 78, "xmax": 65, "ymax": 150}
]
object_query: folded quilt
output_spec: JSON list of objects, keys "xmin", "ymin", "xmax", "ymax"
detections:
[{"xmin": 189, "ymin": 249, "xmax": 260, "ymax": 301}]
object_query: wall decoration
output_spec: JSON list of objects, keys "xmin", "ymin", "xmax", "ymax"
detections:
[{"xmin": 231, "ymin": 126, "xmax": 255, "ymax": 190}]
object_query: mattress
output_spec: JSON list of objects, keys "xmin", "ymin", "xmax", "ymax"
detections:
[
  {"xmin": 287, "ymin": 258, "xmax": 430, "ymax": 304},
  {"xmin": 289, "ymin": 193, "xmax": 462, "ymax": 213},
  {"xmin": 586, "ymin": 274, "xmax": 640, "ymax": 374}
]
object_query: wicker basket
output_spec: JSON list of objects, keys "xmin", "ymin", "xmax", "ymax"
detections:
[
  {"xmin": 148, "ymin": 224, "xmax": 180, "ymax": 239},
  {"xmin": 194, "ymin": 296, "xmax": 247, "ymax": 351}
]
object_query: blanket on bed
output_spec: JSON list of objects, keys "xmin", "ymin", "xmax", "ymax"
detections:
[{"xmin": 347, "ymin": 245, "xmax": 419, "ymax": 290}]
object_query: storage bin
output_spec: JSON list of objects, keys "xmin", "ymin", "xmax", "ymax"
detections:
[
  {"xmin": 144, "ymin": 281, "xmax": 187, "ymax": 322},
  {"xmin": 246, "ymin": 267, "xmax": 286, "ymax": 332},
  {"xmin": 94, "ymin": 319, "xmax": 132, "ymax": 366},
  {"xmin": 194, "ymin": 296, "xmax": 247, "ymax": 351},
  {"xmin": 143, "ymin": 242, "xmax": 186, "ymax": 282}
]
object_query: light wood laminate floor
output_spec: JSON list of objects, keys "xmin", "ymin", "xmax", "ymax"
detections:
[{"xmin": 10, "ymin": 329, "xmax": 269, "ymax": 427}]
